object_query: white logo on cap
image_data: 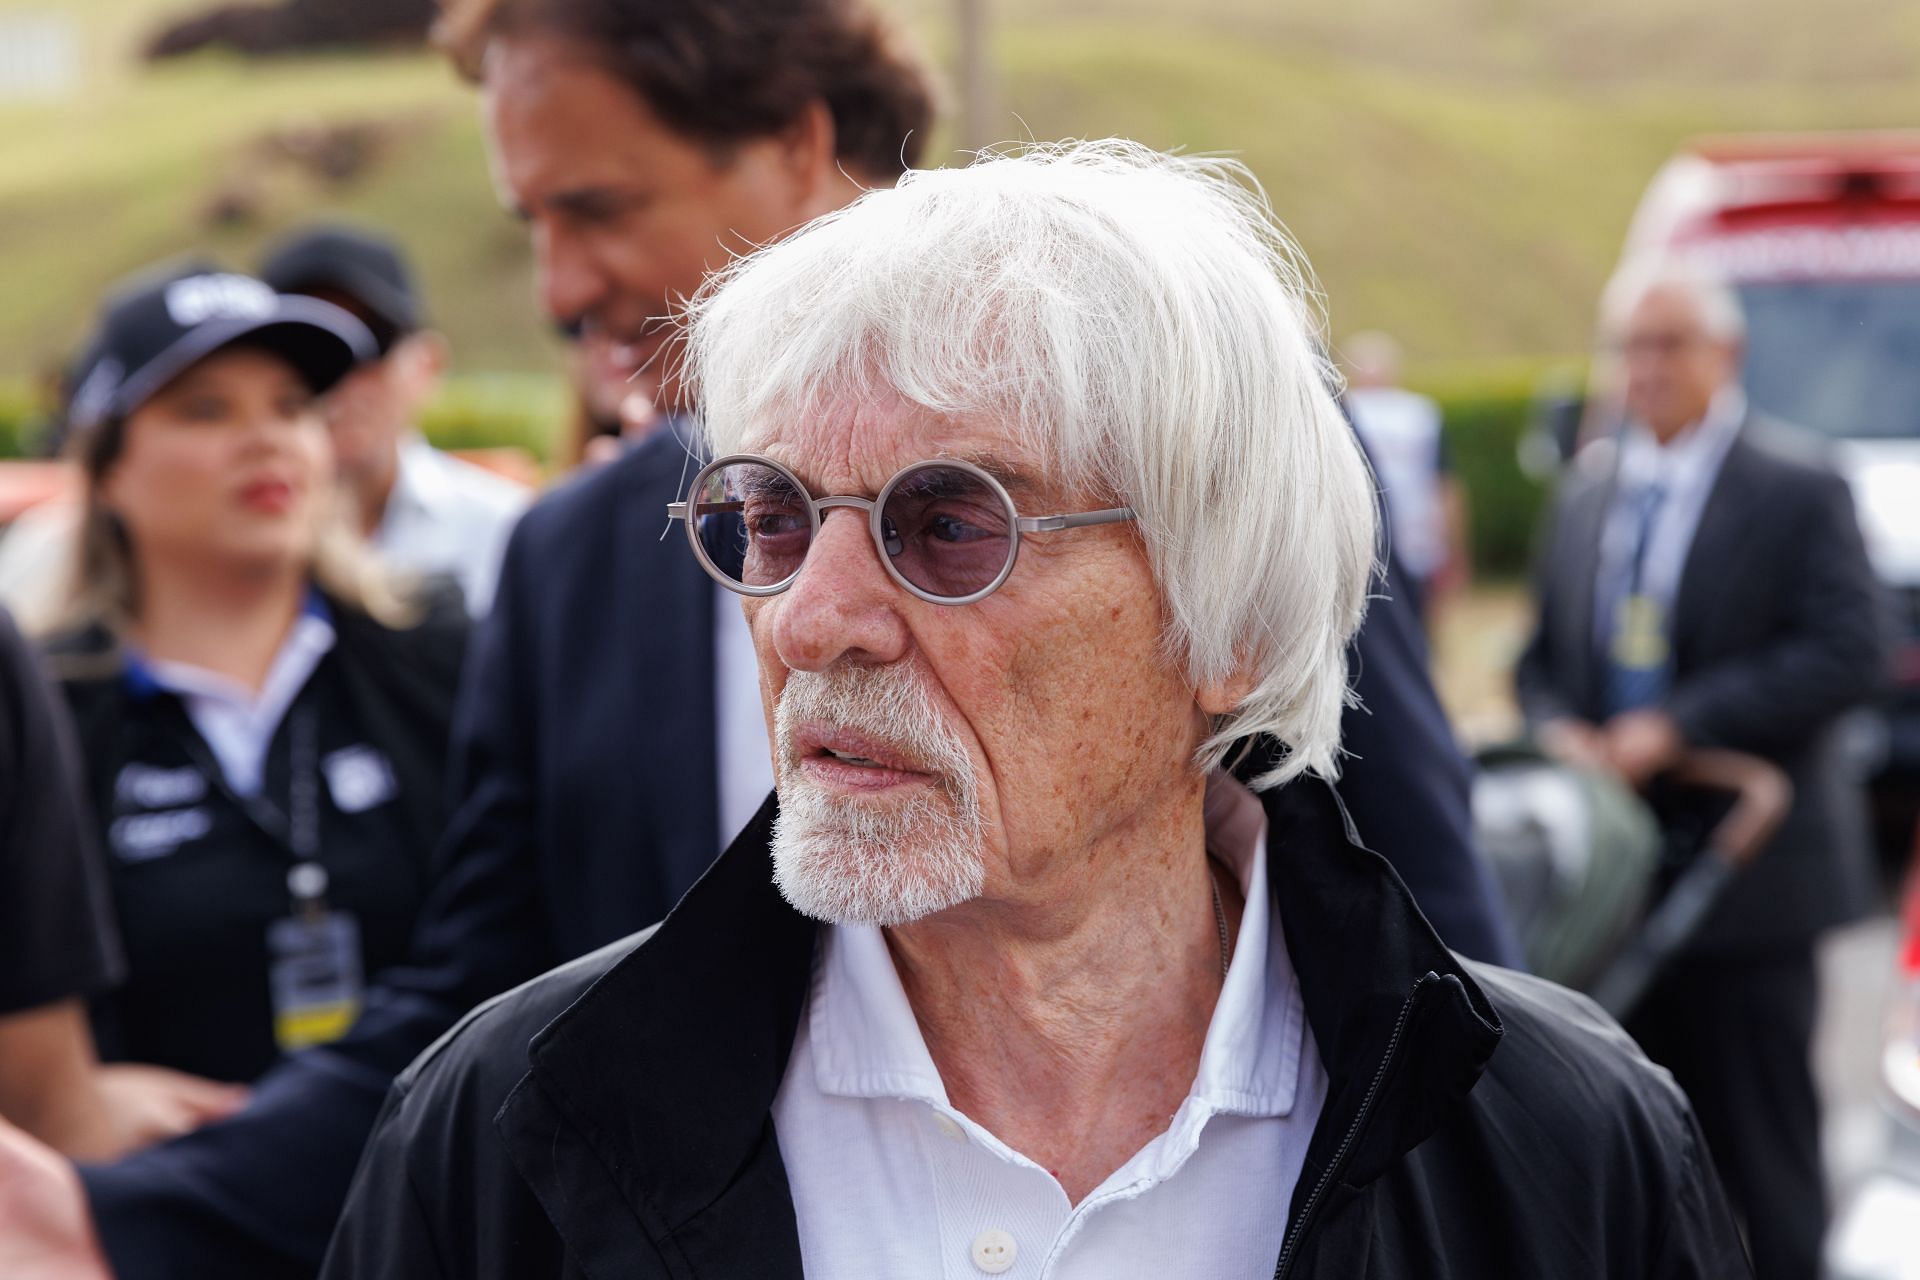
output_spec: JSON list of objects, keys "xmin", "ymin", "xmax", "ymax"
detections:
[{"xmin": 165, "ymin": 274, "xmax": 278, "ymax": 326}]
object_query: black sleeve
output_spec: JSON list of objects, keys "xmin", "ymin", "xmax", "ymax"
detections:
[
  {"xmin": 83, "ymin": 516, "xmax": 558, "ymax": 1278},
  {"xmin": 316, "ymin": 1078, "xmax": 452, "ymax": 1280},
  {"xmin": 0, "ymin": 606, "xmax": 123, "ymax": 1014},
  {"xmin": 1667, "ymin": 469, "xmax": 1889, "ymax": 755},
  {"xmin": 1337, "ymin": 556, "xmax": 1523, "ymax": 968},
  {"xmin": 1648, "ymin": 1102, "xmax": 1755, "ymax": 1279}
]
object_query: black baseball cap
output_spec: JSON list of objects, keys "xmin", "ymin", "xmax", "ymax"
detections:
[
  {"xmin": 68, "ymin": 260, "xmax": 376, "ymax": 434},
  {"xmin": 259, "ymin": 224, "xmax": 422, "ymax": 353}
]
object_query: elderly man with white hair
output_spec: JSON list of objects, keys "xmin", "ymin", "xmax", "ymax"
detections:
[
  {"xmin": 1518, "ymin": 262, "xmax": 1885, "ymax": 1280},
  {"xmin": 318, "ymin": 143, "xmax": 1746, "ymax": 1279}
]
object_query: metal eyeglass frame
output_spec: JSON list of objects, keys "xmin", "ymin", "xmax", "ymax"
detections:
[{"xmin": 666, "ymin": 452, "xmax": 1137, "ymax": 605}]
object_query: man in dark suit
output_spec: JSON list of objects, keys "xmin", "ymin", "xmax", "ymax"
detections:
[
  {"xmin": 1516, "ymin": 264, "xmax": 1886, "ymax": 1280},
  {"xmin": 0, "ymin": 3, "xmax": 1511, "ymax": 1276}
]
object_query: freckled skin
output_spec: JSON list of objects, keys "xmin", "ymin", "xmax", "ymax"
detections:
[{"xmin": 741, "ymin": 391, "xmax": 1255, "ymax": 1202}]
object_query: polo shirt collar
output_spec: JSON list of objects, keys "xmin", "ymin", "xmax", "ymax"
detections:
[
  {"xmin": 122, "ymin": 588, "xmax": 334, "ymax": 702},
  {"xmin": 121, "ymin": 589, "xmax": 335, "ymax": 795}
]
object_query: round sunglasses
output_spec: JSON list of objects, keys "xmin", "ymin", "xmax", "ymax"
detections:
[{"xmin": 666, "ymin": 453, "xmax": 1137, "ymax": 605}]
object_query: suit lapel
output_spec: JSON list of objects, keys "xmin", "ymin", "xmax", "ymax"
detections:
[
  {"xmin": 1561, "ymin": 464, "xmax": 1615, "ymax": 718},
  {"xmin": 1671, "ymin": 426, "xmax": 1758, "ymax": 666},
  {"xmin": 618, "ymin": 430, "xmax": 722, "ymax": 886}
]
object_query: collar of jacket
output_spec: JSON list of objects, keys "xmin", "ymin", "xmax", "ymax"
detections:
[{"xmin": 501, "ymin": 743, "xmax": 1504, "ymax": 1276}]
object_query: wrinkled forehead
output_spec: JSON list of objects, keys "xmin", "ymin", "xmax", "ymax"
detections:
[{"xmin": 735, "ymin": 390, "xmax": 1072, "ymax": 505}]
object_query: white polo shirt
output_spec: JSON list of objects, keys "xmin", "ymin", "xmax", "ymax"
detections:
[
  {"xmin": 372, "ymin": 436, "xmax": 531, "ymax": 618},
  {"xmin": 132, "ymin": 600, "xmax": 336, "ymax": 798},
  {"xmin": 771, "ymin": 773, "xmax": 1326, "ymax": 1279}
]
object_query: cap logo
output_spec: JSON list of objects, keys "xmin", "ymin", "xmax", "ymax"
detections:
[{"xmin": 165, "ymin": 274, "xmax": 277, "ymax": 326}]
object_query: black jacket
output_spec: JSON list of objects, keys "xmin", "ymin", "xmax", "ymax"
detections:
[
  {"xmin": 321, "ymin": 772, "xmax": 1745, "ymax": 1280},
  {"xmin": 48, "ymin": 593, "xmax": 467, "ymax": 1082},
  {"xmin": 1516, "ymin": 417, "xmax": 1887, "ymax": 951},
  {"xmin": 86, "ymin": 429, "xmax": 1517, "ymax": 1278}
]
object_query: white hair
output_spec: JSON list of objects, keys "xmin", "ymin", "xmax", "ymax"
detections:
[
  {"xmin": 683, "ymin": 139, "xmax": 1378, "ymax": 789},
  {"xmin": 1600, "ymin": 258, "xmax": 1747, "ymax": 344}
]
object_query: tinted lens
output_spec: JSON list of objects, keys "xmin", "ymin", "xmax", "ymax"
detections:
[
  {"xmin": 694, "ymin": 461, "xmax": 812, "ymax": 589},
  {"xmin": 880, "ymin": 464, "xmax": 1015, "ymax": 599}
]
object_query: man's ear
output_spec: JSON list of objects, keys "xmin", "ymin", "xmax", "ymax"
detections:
[
  {"xmin": 777, "ymin": 99, "xmax": 840, "ymax": 208},
  {"xmin": 1196, "ymin": 661, "xmax": 1259, "ymax": 719},
  {"xmin": 394, "ymin": 331, "xmax": 450, "ymax": 403}
]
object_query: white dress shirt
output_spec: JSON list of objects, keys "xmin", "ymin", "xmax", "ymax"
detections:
[
  {"xmin": 371, "ymin": 437, "xmax": 531, "ymax": 618},
  {"xmin": 713, "ymin": 582, "xmax": 774, "ymax": 847},
  {"xmin": 1592, "ymin": 387, "xmax": 1747, "ymax": 650},
  {"xmin": 772, "ymin": 772, "xmax": 1327, "ymax": 1279},
  {"xmin": 1345, "ymin": 385, "xmax": 1449, "ymax": 578}
]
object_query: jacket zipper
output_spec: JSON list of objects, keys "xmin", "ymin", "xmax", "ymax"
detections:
[{"xmin": 1272, "ymin": 974, "xmax": 1431, "ymax": 1280}]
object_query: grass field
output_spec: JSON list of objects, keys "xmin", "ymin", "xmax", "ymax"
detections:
[{"xmin": 0, "ymin": 0, "xmax": 1916, "ymax": 385}]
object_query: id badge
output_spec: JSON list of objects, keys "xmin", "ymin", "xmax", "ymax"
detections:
[
  {"xmin": 1610, "ymin": 592, "xmax": 1670, "ymax": 670},
  {"xmin": 267, "ymin": 911, "xmax": 364, "ymax": 1052}
]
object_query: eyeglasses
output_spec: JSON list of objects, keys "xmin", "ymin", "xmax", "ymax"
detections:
[{"xmin": 666, "ymin": 453, "xmax": 1136, "ymax": 605}]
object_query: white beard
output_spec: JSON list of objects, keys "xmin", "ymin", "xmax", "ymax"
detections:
[{"xmin": 770, "ymin": 664, "xmax": 987, "ymax": 926}]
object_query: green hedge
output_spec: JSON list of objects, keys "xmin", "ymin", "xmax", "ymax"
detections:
[
  {"xmin": 1428, "ymin": 395, "xmax": 1537, "ymax": 580},
  {"xmin": 415, "ymin": 373, "xmax": 569, "ymax": 460},
  {"xmin": 0, "ymin": 367, "xmax": 1570, "ymax": 579},
  {"xmin": 0, "ymin": 382, "xmax": 38, "ymax": 460},
  {"xmin": 1413, "ymin": 363, "xmax": 1580, "ymax": 580}
]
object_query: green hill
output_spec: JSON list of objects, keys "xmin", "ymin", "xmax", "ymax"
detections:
[{"xmin": 1, "ymin": 0, "xmax": 1916, "ymax": 385}]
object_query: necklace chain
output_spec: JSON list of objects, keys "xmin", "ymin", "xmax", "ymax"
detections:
[{"xmin": 1208, "ymin": 865, "xmax": 1230, "ymax": 981}]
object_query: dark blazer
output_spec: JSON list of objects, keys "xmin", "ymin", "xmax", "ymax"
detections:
[
  {"xmin": 1516, "ymin": 416, "xmax": 1888, "ymax": 951},
  {"xmin": 85, "ymin": 427, "xmax": 1515, "ymax": 1278},
  {"xmin": 320, "ymin": 778, "xmax": 1745, "ymax": 1280}
]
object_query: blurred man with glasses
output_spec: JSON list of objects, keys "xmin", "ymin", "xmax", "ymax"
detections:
[{"xmin": 1518, "ymin": 263, "xmax": 1886, "ymax": 1280}]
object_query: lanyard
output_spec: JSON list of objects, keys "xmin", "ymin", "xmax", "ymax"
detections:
[{"xmin": 158, "ymin": 702, "xmax": 331, "ymax": 914}]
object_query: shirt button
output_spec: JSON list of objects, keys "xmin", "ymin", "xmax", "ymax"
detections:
[
  {"xmin": 933, "ymin": 1112, "xmax": 965, "ymax": 1141},
  {"xmin": 971, "ymin": 1228, "xmax": 1017, "ymax": 1274}
]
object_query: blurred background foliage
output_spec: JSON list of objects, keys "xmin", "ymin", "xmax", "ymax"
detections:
[{"xmin": 2, "ymin": 0, "xmax": 1917, "ymax": 573}]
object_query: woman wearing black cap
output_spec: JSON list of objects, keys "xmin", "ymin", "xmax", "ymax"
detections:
[{"xmin": 38, "ymin": 262, "xmax": 468, "ymax": 1088}]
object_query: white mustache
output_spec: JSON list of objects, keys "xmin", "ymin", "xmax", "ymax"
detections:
[{"xmin": 775, "ymin": 664, "xmax": 975, "ymax": 799}]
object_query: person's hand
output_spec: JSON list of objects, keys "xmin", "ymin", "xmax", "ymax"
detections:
[
  {"xmin": 0, "ymin": 1113, "xmax": 111, "ymax": 1280},
  {"xmin": 1536, "ymin": 717, "xmax": 1609, "ymax": 771},
  {"xmin": 77, "ymin": 1064, "xmax": 248, "ymax": 1160},
  {"xmin": 1601, "ymin": 709, "xmax": 1683, "ymax": 788}
]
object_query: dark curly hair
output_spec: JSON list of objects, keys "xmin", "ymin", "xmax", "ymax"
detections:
[{"xmin": 435, "ymin": 0, "xmax": 937, "ymax": 178}]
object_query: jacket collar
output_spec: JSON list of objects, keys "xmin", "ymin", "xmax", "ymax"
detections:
[
  {"xmin": 1233, "ymin": 744, "xmax": 1503, "ymax": 1202},
  {"xmin": 502, "ymin": 756, "xmax": 1503, "ymax": 1274}
]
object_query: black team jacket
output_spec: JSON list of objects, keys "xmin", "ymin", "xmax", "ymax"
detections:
[{"xmin": 319, "ymin": 758, "xmax": 1750, "ymax": 1279}]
